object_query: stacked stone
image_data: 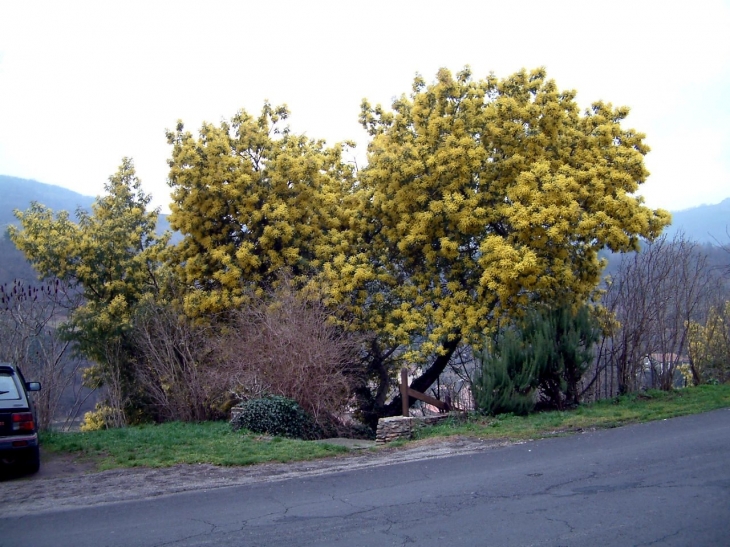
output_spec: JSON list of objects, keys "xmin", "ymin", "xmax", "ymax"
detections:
[
  {"xmin": 375, "ymin": 414, "xmax": 462, "ymax": 443},
  {"xmin": 375, "ymin": 416, "xmax": 414, "ymax": 443},
  {"xmin": 419, "ymin": 414, "xmax": 452, "ymax": 426},
  {"xmin": 230, "ymin": 406, "xmax": 243, "ymax": 423}
]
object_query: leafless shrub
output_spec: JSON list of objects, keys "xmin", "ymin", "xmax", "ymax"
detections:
[
  {"xmin": 131, "ymin": 300, "xmax": 228, "ymax": 422},
  {"xmin": 586, "ymin": 234, "xmax": 720, "ymax": 396},
  {"xmin": 0, "ymin": 279, "xmax": 92, "ymax": 431},
  {"xmin": 437, "ymin": 344, "xmax": 478, "ymax": 411},
  {"xmin": 218, "ymin": 280, "xmax": 364, "ymax": 430}
]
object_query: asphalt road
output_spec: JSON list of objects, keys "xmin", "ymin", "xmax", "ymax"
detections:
[{"xmin": 2, "ymin": 409, "xmax": 730, "ymax": 547}]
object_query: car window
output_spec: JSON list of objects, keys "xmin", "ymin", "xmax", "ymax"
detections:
[{"xmin": 0, "ymin": 373, "xmax": 21, "ymax": 400}]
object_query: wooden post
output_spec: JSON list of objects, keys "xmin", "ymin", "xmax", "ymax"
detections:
[
  {"xmin": 400, "ymin": 368, "xmax": 409, "ymax": 417},
  {"xmin": 400, "ymin": 367, "xmax": 452, "ymax": 417}
]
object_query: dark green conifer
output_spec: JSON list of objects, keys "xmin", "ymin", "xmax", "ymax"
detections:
[{"xmin": 472, "ymin": 305, "xmax": 599, "ymax": 415}]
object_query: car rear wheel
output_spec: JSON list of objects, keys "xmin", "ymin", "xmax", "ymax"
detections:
[{"xmin": 24, "ymin": 446, "xmax": 40, "ymax": 474}]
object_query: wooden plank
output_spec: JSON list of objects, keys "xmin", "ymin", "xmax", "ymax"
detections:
[
  {"xmin": 407, "ymin": 387, "xmax": 450, "ymax": 411},
  {"xmin": 400, "ymin": 367, "xmax": 451, "ymax": 414}
]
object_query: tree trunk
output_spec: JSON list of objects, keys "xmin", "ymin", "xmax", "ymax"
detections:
[{"xmin": 381, "ymin": 337, "xmax": 461, "ymax": 418}]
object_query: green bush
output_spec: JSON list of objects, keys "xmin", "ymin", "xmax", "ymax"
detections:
[
  {"xmin": 472, "ymin": 304, "xmax": 600, "ymax": 415},
  {"xmin": 472, "ymin": 330, "xmax": 538, "ymax": 416},
  {"xmin": 230, "ymin": 396, "xmax": 321, "ymax": 440},
  {"xmin": 527, "ymin": 305, "xmax": 599, "ymax": 409}
]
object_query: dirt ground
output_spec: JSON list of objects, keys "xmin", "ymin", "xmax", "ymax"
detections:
[{"xmin": 0, "ymin": 436, "xmax": 515, "ymax": 517}]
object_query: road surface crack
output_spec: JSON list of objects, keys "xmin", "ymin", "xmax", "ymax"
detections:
[
  {"xmin": 152, "ymin": 518, "xmax": 215, "ymax": 546},
  {"xmin": 634, "ymin": 527, "xmax": 683, "ymax": 546}
]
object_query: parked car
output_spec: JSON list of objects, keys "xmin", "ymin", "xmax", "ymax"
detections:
[{"xmin": 0, "ymin": 362, "xmax": 41, "ymax": 473}]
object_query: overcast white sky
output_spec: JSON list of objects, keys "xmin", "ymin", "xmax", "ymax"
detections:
[{"xmin": 1, "ymin": 0, "xmax": 728, "ymax": 214}]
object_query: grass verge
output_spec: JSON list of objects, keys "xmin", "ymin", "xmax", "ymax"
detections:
[
  {"xmin": 41, "ymin": 384, "xmax": 730, "ymax": 471},
  {"xmin": 414, "ymin": 384, "xmax": 730, "ymax": 442},
  {"xmin": 41, "ymin": 422, "xmax": 349, "ymax": 471}
]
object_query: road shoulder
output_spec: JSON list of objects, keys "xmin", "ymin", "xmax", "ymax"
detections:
[{"xmin": 0, "ymin": 436, "xmax": 513, "ymax": 517}]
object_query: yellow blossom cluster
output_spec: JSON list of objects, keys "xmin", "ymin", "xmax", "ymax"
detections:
[
  {"xmin": 165, "ymin": 103, "xmax": 358, "ymax": 316},
  {"xmin": 326, "ymin": 67, "xmax": 669, "ymax": 362},
  {"xmin": 9, "ymin": 158, "xmax": 168, "ymax": 351}
]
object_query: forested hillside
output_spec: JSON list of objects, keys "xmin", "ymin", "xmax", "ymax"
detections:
[
  {"xmin": 664, "ymin": 197, "xmax": 730, "ymax": 244},
  {"xmin": 0, "ymin": 175, "xmax": 96, "ymax": 226}
]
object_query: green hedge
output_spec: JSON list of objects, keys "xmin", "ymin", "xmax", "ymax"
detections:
[{"xmin": 230, "ymin": 396, "xmax": 321, "ymax": 440}]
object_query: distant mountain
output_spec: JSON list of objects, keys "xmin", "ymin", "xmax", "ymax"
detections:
[
  {"xmin": 663, "ymin": 198, "xmax": 730, "ymax": 245},
  {"xmin": 0, "ymin": 175, "xmax": 174, "ymax": 286},
  {"xmin": 0, "ymin": 175, "xmax": 96, "ymax": 228},
  {"xmin": 0, "ymin": 175, "xmax": 172, "ymax": 235}
]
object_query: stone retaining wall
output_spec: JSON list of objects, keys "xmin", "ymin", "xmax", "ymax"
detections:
[
  {"xmin": 230, "ymin": 407, "xmax": 243, "ymax": 423},
  {"xmin": 375, "ymin": 413, "xmax": 463, "ymax": 444}
]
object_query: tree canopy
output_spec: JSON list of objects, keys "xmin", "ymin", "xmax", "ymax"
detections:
[
  {"xmin": 301, "ymin": 67, "xmax": 667, "ymax": 419},
  {"xmin": 328, "ymin": 67, "xmax": 669, "ymax": 361},
  {"xmin": 9, "ymin": 158, "xmax": 167, "ymax": 352},
  {"xmin": 165, "ymin": 103, "xmax": 357, "ymax": 317},
  {"xmin": 9, "ymin": 159, "xmax": 168, "ymax": 425},
  {"xmin": 7, "ymin": 67, "xmax": 673, "ymax": 426}
]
